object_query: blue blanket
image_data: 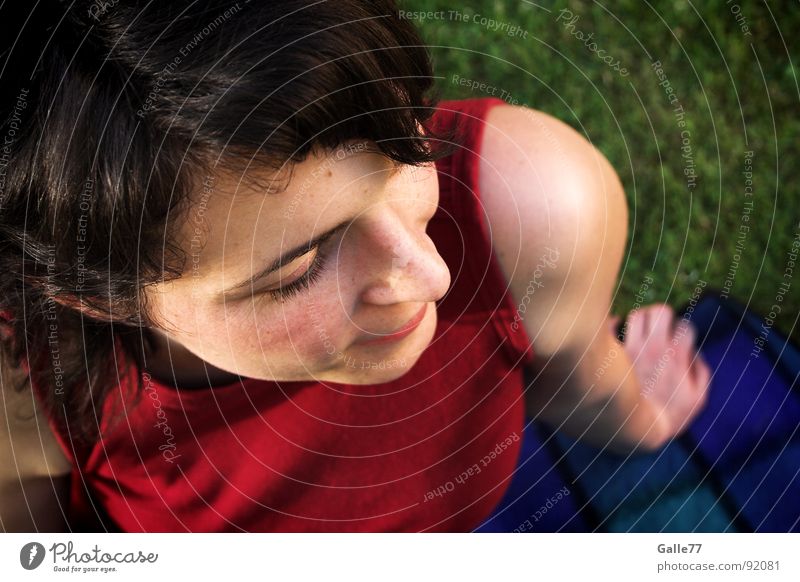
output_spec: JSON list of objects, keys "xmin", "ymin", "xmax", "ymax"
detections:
[{"xmin": 477, "ymin": 290, "xmax": 800, "ymax": 532}]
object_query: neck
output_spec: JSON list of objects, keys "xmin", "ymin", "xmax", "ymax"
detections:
[{"xmin": 143, "ymin": 330, "xmax": 243, "ymax": 390}]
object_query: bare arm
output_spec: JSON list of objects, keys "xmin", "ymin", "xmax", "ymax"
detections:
[
  {"xmin": 524, "ymin": 316, "xmax": 669, "ymax": 454},
  {"xmin": 1, "ymin": 366, "xmax": 72, "ymax": 532},
  {"xmin": 1, "ymin": 475, "xmax": 70, "ymax": 532},
  {"xmin": 480, "ymin": 104, "xmax": 710, "ymax": 454}
]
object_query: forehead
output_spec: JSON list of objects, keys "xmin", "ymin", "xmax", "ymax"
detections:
[{"xmin": 171, "ymin": 142, "xmax": 389, "ymax": 270}]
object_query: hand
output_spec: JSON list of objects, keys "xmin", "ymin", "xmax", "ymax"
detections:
[{"xmin": 610, "ymin": 304, "xmax": 712, "ymax": 448}]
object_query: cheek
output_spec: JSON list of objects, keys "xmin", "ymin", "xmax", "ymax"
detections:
[{"xmin": 243, "ymin": 291, "xmax": 352, "ymax": 360}]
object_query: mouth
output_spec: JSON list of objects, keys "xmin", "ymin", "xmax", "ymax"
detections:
[{"xmin": 355, "ymin": 303, "xmax": 428, "ymax": 346}]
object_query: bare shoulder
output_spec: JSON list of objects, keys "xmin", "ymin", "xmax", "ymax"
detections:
[
  {"xmin": 0, "ymin": 367, "xmax": 72, "ymax": 531},
  {"xmin": 1, "ymin": 370, "xmax": 73, "ymax": 480},
  {"xmin": 477, "ymin": 103, "xmax": 629, "ymax": 356}
]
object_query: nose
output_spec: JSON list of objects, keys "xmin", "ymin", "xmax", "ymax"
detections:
[{"xmin": 357, "ymin": 212, "xmax": 451, "ymax": 306}]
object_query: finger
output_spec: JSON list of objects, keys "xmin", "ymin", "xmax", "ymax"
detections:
[
  {"xmin": 625, "ymin": 307, "xmax": 648, "ymax": 347},
  {"xmin": 689, "ymin": 353, "xmax": 712, "ymax": 397},
  {"xmin": 672, "ymin": 318, "xmax": 697, "ymax": 364},
  {"xmin": 699, "ymin": 356, "xmax": 712, "ymax": 390},
  {"xmin": 648, "ymin": 303, "xmax": 676, "ymax": 341},
  {"xmin": 673, "ymin": 317, "xmax": 696, "ymax": 345}
]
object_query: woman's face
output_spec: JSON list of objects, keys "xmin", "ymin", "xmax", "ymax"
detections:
[{"xmin": 143, "ymin": 141, "xmax": 451, "ymax": 385}]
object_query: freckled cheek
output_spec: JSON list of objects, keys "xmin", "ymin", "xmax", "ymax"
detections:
[{"xmin": 251, "ymin": 295, "xmax": 352, "ymax": 361}]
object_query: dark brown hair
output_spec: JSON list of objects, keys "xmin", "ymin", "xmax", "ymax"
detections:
[{"xmin": 0, "ymin": 0, "xmax": 455, "ymax": 448}]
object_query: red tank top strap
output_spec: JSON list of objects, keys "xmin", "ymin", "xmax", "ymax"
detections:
[{"xmin": 429, "ymin": 97, "xmax": 535, "ymax": 367}]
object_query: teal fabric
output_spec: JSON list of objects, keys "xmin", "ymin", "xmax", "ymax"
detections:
[
  {"xmin": 551, "ymin": 431, "xmax": 738, "ymax": 532},
  {"xmin": 478, "ymin": 290, "xmax": 799, "ymax": 532}
]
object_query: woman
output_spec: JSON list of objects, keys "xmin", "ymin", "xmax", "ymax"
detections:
[{"xmin": 0, "ymin": 0, "xmax": 710, "ymax": 531}]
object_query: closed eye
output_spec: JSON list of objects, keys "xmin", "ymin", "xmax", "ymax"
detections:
[
  {"xmin": 265, "ymin": 249, "xmax": 329, "ymax": 302},
  {"xmin": 256, "ymin": 229, "xmax": 338, "ymax": 303}
]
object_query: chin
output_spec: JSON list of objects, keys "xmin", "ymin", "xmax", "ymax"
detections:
[
  {"xmin": 347, "ymin": 336, "xmax": 432, "ymax": 384},
  {"xmin": 330, "ymin": 311, "xmax": 436, "ymax": 384},
  {"xmin": 343, "ymin": 359, "xmax": 416, "ymax": 385}
]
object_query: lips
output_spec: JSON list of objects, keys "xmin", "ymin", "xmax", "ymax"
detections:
[{"xmin": 357, "ymin": 303, "xmax": 428, "ymax": 345}]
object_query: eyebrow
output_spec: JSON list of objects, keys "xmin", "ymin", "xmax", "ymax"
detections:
[{"xmin": 220, "ymin": 219, "xmax": 351, "ymax": 299}]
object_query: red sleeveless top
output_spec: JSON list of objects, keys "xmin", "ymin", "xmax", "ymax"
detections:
[{"xmin": 33, "ymin": 97, "xmax": 535, "ymax": 532}]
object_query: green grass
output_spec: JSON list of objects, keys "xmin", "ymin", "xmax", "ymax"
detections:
[{"xmin": 402, "ymin": 0, "xmax": 799, "ymax": 342}]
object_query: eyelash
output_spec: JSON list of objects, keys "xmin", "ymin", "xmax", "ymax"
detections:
[
  {"xmin": 267, "ymin": 251, "xmax": 328, "ymax": 302},
  {"xmin": 263, "ymin": 232, "xmax": 336, "ymax": 302}
]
